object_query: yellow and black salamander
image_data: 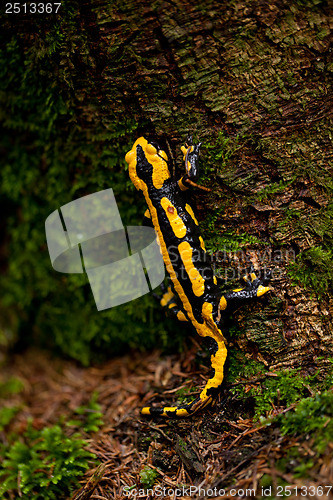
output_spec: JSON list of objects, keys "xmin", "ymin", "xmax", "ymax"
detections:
[{"xmin": 125, "ymin": 137, "xmax": 270, "ymax": 417}]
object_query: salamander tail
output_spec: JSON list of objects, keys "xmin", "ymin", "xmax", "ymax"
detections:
[{"xmin": 140, "ymin": 395, "xmax": 213, "ymax": 418}]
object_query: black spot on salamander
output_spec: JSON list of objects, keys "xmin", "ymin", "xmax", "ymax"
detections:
[
  {"xmin": 148, "ymin": 407, "xmax": 165, "ymax": 417},
  {"xmin": 206, "ymin": 386, "xmax": 221, "ymax": 398},
  {"xmin": 205, "ymin": 336, "xmax": 219, "ymax": 356},
  {"xmin": 165, "ymin": 410, "xmax": 180, "ymax": 417}
]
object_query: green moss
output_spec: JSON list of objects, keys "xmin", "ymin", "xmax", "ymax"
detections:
[
  {"xmin": 0, "ymin": 24, "xmax": 169, "ymax": 363},
  {"xmin": 175, "ymin": 385, "xmax": 197, "ymax": 403},
  {"xmin": 277, "ymin": 446, "xmax": 315, "ymax": 479},
  {"xmin": 255, "ymin": 178, "xmax": 296, "ymax": 202},
  {"xmin": 0, "ymin": 406, "xmax": 20, "ymax": 432},
  {"xmin": 227, "ymin": 347, "xmax": 265, "ymax": 385},
  {"xmin": 202, "ymin": 132, "xmax": 241, "ymax": 180},
  {"xmin": 0, "ymin": 377, "xmax": 24, "ymax": 398},
  {"xmin": 207, "ymin": 229, "xmax": 265, "ymax": 254},
  {"xmin": 201, "ymin": 207, "xmax": 265, "ymax": 253},
  {"xmin": 229, "ymin": 363, "xmax": 321, "ymax": 420},
  {"xmin": 0, "ymin": 424, "xmax": 95, "ymax": 499},
  {"xmin": 287, "ymin": 246, "xmax": 333, "ymax": 297},
  {"xmin": 278, "ymin": 390, "xmax": 333, "ymax": 452},
  {"xmin": 67, "ymin": 393, "xmax": 104, "ymax": 433},
  {"xmin": 139, "ymin": 465, "xmax": 159, "ymax": 489},
  {"xmin": 253, "ymin": 369, "xmax": 319, "ymax": 419}
]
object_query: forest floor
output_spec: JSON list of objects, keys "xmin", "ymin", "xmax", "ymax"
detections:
[{"xmin": 1, "ymin": 346, "xmax": 332, "ymax": 500}]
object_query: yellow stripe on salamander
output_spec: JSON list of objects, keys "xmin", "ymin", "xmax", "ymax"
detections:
[
  {"xmin": 160, "ymin": 198, "xmax": 187, "ymax": 239},
  {"xmin": 178, "ymin": 241, "xmax": 205, "ymax": 297},
  {"xmin": 152, "ymin": 150, "xmax": 169, "ymax": 189},
  {"xmin": 141, "ymin": 407, "xmax": 151, "ymax": 416},
  {"xmin": 219, "ymin": 296, "xmax": 227, "ymax": 310},
  {"xmin": 178, "ymin": 177, "xmax": 189, "ymax": 191},
  {"xmin": 185, "ymin": 203, "xmax": 199, "ymax": 225},
  {"xmin": 177, "ymin": 310, "xmax": 188, "ymax": 322},
  {"xmin": 125, "ymin": 137, "xmax": 171, "ymax": 191},
  {"xmin": 160, "ymin": 285, "xmax": 175, "ymax": 307},
  {"xmin": 199, "ymin": 236, "xmax": 206, "ymax": 251}
]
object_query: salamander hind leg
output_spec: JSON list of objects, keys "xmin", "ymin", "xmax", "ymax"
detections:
[
  {"xmin": 153, "ymin": 282, "xmax": 189, "ymax": 322},
  {"xmin": 141, "ymin": 398, "xmax": 211, "ymax": 418},
  {"xmin": 141, "ymin": 320, "xmax": 228, "ymax": 418},
  {"xmin": 141, "ymin": 384, "xmax": 215, "ymax": 418},
  {"xmin": 193, "ymin": 320, "xmax": 228, "ymax": 413}
]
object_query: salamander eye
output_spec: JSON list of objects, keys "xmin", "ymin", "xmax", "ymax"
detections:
[{"xmin": 146, "ymin": 143, "xmax": 157, "ymax": 155}]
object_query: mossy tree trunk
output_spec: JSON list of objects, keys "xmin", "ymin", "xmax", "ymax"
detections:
[{"xmin": 1, "ymin": 0, "xmax": 332, "ymax": 371}]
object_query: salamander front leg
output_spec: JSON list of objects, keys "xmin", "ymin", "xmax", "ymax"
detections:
[
  {"xmin": 178, "ymin": 138, "xmax": 210, "ymax": 192},
  {"xmin": 219, "ymin": 266, "xmax": 271, "ymax": 312}
]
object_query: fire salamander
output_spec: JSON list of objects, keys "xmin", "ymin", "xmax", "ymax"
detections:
[{"xmin": 125, "ymin": 137, "xmax": 270, "ymax": 417}]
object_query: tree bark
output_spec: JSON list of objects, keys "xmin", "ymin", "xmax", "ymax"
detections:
[{"xmin": 2, "ymin": 0, "xmax": 333, "ymax": 372}]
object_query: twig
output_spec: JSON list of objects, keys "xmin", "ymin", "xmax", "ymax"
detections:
[
  {"xmin": 72, "ymin": 463, "xmax": 109, "ymax": 500},
  {"xmin": 146, "ymin": 423, "xmax": 173, "ymax": 443}
]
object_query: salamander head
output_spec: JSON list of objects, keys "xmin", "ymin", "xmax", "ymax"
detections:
[{"xmin": 125, "ymin": 137, "xmax": 171, "ymax": 191}]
